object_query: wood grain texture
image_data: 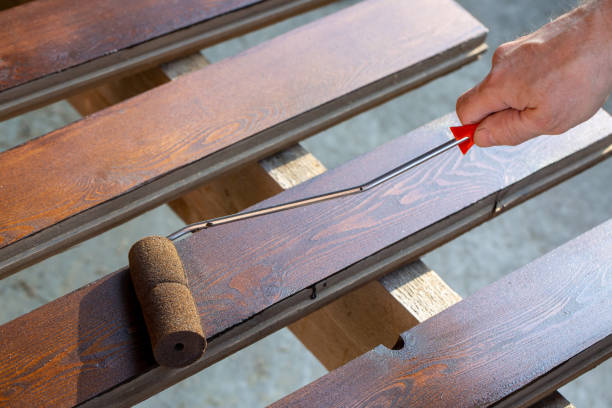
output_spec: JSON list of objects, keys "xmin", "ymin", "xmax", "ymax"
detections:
[
  {"xmin": 1, "ymin": 111, "xmax": 611, "ymax": 407},
  {"xmin": 273, "ymin": 220, "xmax": 612, "ymax": 408},
  {"xmin": 69, "ymin": 50, "xmax": 328, "ymax": 253},
  {"xmin": 0, "ymin": 0, "xmax": 488, "ymax": 277},
  {"xmin": 0, "ymin": 0, "xmax": 333, "ymax": 119}
]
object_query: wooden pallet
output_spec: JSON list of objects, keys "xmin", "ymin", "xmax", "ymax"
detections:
[{"xmin": 1, "ymin": 0, "xmax": 608, "ymax": 407}]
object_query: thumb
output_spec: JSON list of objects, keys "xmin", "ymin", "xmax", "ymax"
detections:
[{"xmin": 474, "ymin": 108, "xmax": 540, "ymax": 147}]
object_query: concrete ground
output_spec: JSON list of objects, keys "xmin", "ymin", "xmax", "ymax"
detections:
[{"xmin": 1, "ymin": 0, "xmax": 610, "ymax": 406}]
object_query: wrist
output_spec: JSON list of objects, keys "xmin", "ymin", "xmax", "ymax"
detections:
[{"xmin": 581, "ymin": 0, "xmax": 612, "ymax": 89}]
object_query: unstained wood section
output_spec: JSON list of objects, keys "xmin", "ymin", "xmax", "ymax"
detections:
[
  {"xmin": 273, "ymin": 220, "xmax": 612, "ymax": 407},
  {"xmin": 1, "ymin": 111, "xmax": 611, "ymax": 407},
  {"xmin": 0, "ymin": 0, "xmax": 488, "ymax": 276}
]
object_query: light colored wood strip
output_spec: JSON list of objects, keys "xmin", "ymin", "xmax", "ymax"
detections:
[
  {"xmin": 379, "ymin": 261, "xmax": 461, "ymax": 322},
  {"xmin": 68, "ymin": 53, "xmax": 212, "ymax": 117},
  {"xmin": 289, "ymin": 279, "xmax": 419, "ymax": 368},
  {"xmin": 288, "ymin": 260, "xmax": 462, "ymax": 371},
  {"xmin": 161, "ymin": 53, "xmax": 213, "ymax": 81},
  {"xmin": 67, "ymin": 67, "xmax": 173, "ymax": 116},
  {"xmin": 259, "ymin": 147, "xmax": 327, "ymax": 190}
]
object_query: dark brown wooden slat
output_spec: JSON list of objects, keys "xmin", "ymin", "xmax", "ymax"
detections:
[
  {"xmin": 0, "ymin": 0, "xmax": 488, "ymax": 277},
  {"xmin": 0, "ymin": 0, "xmax": 29, "ymax": 11},
  {"xmin": 272, "ymin": 220, "xmax": 612, "ymax": 408},
  {"xmin": 0, "ymin": 0, "xmax": 333, "ymax": 119},
  {"xmin": 1, "ymin": 111, "xmax": 611, "ymax": 407}
]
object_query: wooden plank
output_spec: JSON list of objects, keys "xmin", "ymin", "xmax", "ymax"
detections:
[
  {"xmin": 272, "ymin": 219, "xmax": 612, "ymax": 407},
  {"xmin": 1, "ymin": 111, "xmax": 611, "ymax": 407},
  {"xmin": 68, "ymin": 52, "xmax": 328, "ymax": 230},
  {"xmin": 0, "ymin": 0, "xmax": 334, "ymax": 119},
  {"xmin": 0, "ymin": 0, "xmax": 488, "ymax": 277}
]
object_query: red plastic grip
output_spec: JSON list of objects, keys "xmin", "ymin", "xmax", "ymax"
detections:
[{"xmin": 449, "ymin": 124, "xmax": 478, "ymax": 155}]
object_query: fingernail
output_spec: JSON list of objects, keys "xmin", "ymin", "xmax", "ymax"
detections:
[{"xmin": 474, "ymin": 127, "xmax": 492, "ymax": 147}]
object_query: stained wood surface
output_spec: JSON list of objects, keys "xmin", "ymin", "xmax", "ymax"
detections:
[
  {"xmin": 0, "ymin": 0, "xmax": 488, "ymax": 277},
  {"xmin": 0, "ymin": 0, "xmax": 333, "ymax": 119},
  {"xmin": 1, "ymin": 111, "xmax": 611, "ymax": 407},
  {"xmin": 273, "ymin": 219, "xmax": 612, "ymax": 407}
]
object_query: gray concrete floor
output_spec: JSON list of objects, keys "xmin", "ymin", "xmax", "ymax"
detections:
[{"xmin": 1, "ymin": 0, "xmax": 610, "ymax": 406}]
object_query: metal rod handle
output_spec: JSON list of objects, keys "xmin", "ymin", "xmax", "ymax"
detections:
[{"xmin": 167, "ymin": 136, "xmax": 469, "ymax": 241}]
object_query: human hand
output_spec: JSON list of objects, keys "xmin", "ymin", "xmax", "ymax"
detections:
[{"xmin": 456, "ymin": 0, "xmax": 612, "ymax": 147}]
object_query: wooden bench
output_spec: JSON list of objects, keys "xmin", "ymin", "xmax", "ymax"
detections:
[{"xmin": 0, "ymin": 0, "xmax": 609, "ymax": 406}]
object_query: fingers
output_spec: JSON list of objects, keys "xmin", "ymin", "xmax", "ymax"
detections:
[
  {"xmin": 474, "ymin": 108, "xmax": 540, "ymax": 147},
  {"xmin": 456, "ymin": 74, "xmax": 509, "ymax": 126}
]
